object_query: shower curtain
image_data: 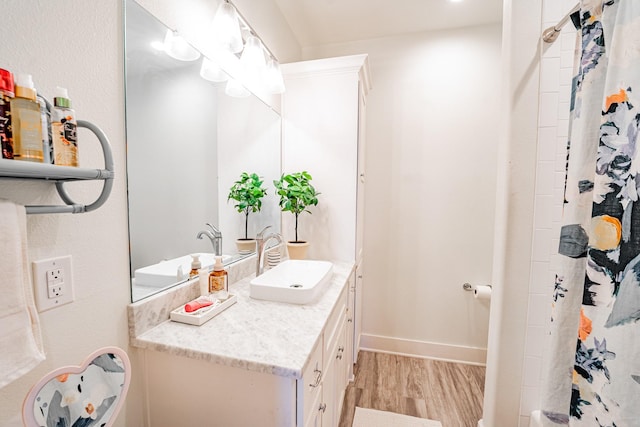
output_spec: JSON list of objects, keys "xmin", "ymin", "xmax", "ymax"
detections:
[{"xmin": 541, "ymin": 1, "xmax": 640, "ymax": 426}]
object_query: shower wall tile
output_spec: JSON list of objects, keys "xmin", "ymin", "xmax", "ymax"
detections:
[
  {"xmin": 520, "ymin": 4, "xmax": 577, "ymax": 423},
  {"xmin": 556, "ymin": 119, "xmax": 569, "ymax": 137},
  {"xmin": 540, "ymin": 57, "xmax": 561, "ymax": 92},
  {"xmin": 537, "ymin": 127, "xmax": 558, "ymax": 161},
  {"xmin": 534, "ymin": 195, "xmax": 553, "ymax": 229},
  {"xmin": 539, "ymin": 93, "xmax": 560, "ymax": 127},
  {"xmin": 530, "ymin": 261, "xmax": 554, "ymax": 294},
  {"xmin": 521, "ymin": 386, "xmax": 541, "ymax": 415},
  {"xmin": 532, "ymin": 229, "xmax": 553, "ymax": 262},
  {"xmin": 558, "ymin": 101, "xmax": 570, "ymax": 121},
  {"xmin": 524, "ymin": 325, "xmax": 546, "ymax": 358},
  {"xmin": 542, "ymin": 0, "xmax": 562, "ymax": 22},
  {"xmin": 523, "ymin": 356, "xmax": 543, "ymax": 386},
  {"xmin": 527, "ymin": 294, "xmax": 551, "ymax": 326},
  {"xmin": 535, "ymin": 161, "xmax": 555, "ymax": 195}
]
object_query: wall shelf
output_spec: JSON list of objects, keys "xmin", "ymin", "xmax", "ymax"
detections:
[{"xmin": 0, "ymin": 120, "xmax": 115, "ymax": 214}]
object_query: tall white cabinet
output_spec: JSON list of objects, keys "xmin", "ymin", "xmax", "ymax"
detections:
[{"xmin": 281, "ymin": 54, "xmax": 371, "ymax": 376}]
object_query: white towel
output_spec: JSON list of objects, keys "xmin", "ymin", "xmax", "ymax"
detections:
[{"xmin": 0, "ymin": 200, "xmax": 45, "ymax": 389}]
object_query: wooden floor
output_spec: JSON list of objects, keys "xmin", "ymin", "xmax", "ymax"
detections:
[{"xmin": 338, "ymin": 351, "xmax": 485, "ymax": 427}]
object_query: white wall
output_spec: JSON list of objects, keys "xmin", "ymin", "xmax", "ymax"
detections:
[
  {"xmin": 304, "ymin": 24, "xmax": 501, "ymax": 362},
  {"xmin": 0, "ymin": 1, "xmax": 300, "ymax": 425},
  {"xmin": 0, "ymin": 1, "xmax": 138, "ymax": 425}
]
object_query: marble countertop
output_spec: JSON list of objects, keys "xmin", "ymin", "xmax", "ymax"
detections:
[{"xmin": 131, "ymin": 261, "xmax": 354, "ymax": 379}]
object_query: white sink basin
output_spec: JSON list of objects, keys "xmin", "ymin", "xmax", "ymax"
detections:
[
  {"xmin": 250, "ymin": 260, "xmax": 333, "ymax": 304},
  {"xmin": 134, "ymin": 253, "xmax": 232, "ymax": 288}
]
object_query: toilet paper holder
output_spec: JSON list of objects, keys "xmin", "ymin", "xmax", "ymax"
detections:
[{"xmin": 462, "ymin": 282, "xmax": 492, "ymax": 291}]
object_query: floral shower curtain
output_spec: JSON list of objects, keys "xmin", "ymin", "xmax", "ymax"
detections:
[{"xmin": 541, "ymin": 1, "xmax": 640, "ymax": 425}]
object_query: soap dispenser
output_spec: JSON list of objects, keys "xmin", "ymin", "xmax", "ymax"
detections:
[
  {"xmin": 189, "ymin": 254, "xmax": 201, "ymax": 278},
  {"xmin": 208, "ymin": 255, "xmax": 228, "ymax": 297}
]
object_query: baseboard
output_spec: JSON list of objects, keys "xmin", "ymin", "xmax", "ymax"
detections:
[{"xmin": 359, "ymin": 333, "xmax": 487, "ymax": 366}]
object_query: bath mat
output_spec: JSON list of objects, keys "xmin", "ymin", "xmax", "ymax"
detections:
[{"xmin": 352, "ymin": 407, "xmax": 442, "ymax": 427}]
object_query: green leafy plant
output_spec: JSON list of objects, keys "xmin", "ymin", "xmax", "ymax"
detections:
[
  {"xmin": 274, "ymin": 171, "xmax": 320, "ymax": 242},
  {"xmin": 228, "ymin": 172, "xmax": 267, "ymax": 240}
]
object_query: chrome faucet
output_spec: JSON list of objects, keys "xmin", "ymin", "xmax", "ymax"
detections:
[
  {"xmin": 197, "ymin": 223, "xmax": 222, "ymax": 256},
  {"xmin": 256, "ymin": 225, "xmax": 283, "ymax": 276}
]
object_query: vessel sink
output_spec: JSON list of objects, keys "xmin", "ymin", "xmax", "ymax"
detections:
[
  {"xmin": 250, "ymin": 260, "xmax": 333, "ymax": 304},
  {"xmin": 134, "ymin": 253, "xmax": 231, "ymax": 288}
]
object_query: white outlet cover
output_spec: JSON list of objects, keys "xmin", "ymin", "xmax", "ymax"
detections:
[{"xmin": 33, "ymin": 256, "xmax": 74, "ymax": 312}]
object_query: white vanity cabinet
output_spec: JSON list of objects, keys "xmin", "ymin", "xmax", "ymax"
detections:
[
  {"xmin": 282, "ymin": 54, "xmax": 371, "ymax": 373},
  {"xmin": 132, "ymin": 263, "xmax": 356, "ymax": 427},
  {"xmin": 298, "ymin": 277, "xmax": 351, "ymax": 427}
]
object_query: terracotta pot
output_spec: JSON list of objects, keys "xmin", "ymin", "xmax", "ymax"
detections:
[
  {"xmin": 235, "ymin": 239, "xmax": 256, "ymax": 254},
  {"xmin": 286, "ymin": 241, "xmax": 310, "ymax": 260}
]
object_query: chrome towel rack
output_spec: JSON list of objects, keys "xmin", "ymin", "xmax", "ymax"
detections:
[{"xmin": 0, "ymin": 119, "xmax": 115, "ymax": 214}]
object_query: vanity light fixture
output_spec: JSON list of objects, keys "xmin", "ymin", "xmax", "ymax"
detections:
[
  {"xmin": 211, "ymin": 1, "xmax": 244, "ymax": 54},
  {"xmin": 200, "ymin": 57, "xmax": 230, "ymax": 82},
  {"xmin": 163, "ymin": 30, "xmax": 201, "ymax": 61},
  {"xmin": 265, "ymin": 58, "xmax": 285, "ymax": 94},
  {"xmin": 225, "ymin": 77, "xmax": 250, "ymax": 98},
  {"xmin": 208, "ymin": 0, "xmax": 286, "ymax": 96},
  {"xmin": 240, "ymin": 35, "xmax": 266, "ymax": 84}
]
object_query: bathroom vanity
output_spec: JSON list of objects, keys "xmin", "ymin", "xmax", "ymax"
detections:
[{"xmin": 129, "ymin": 261, "xmax": 356, "ymax": 427}]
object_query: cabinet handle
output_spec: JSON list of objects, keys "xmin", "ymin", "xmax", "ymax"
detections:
[
  {"xmin": 319, "ymin": 403, "xmax": 327, "ymax": 413},
  {"xmin": 309, "ymin": 368, "xmax": 322, "ymax": 388},
  {"xmin": 348, "ymin": 318, "xmax": 353, "ymax": 323}
]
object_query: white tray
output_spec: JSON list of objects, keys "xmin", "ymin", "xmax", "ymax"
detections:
[{"xmin": 170, "ymin": 294, "xmax": 237, "ymax": 326}]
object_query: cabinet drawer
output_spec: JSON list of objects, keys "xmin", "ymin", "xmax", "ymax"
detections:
[
  {"xmin": 298, "ymin": 337, "xmax": 323, "ymax": 425},
  {"xmin": 324, "ymin": 284, "xmax": 347, "ymax": 355}
]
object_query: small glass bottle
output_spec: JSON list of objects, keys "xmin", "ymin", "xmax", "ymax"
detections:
[
  {"xmin": 208, "ymin": 255, "xmax": 228, "ymax": 296},
  {"xmin": 11, "ymin": 74, "xmax": 43, "ymax": 162},
  {"xmin": 0, "ymin": 69, "xmax": 14, "ymax": 159},
  {"xmin": 37, "ymin": 95, "xmax": 52, "ymax": 164},
  {"xmin": 189, "ymin": 254, "xmax": 201, "ymax": 278},
  {"xmin": 51, "ymin": 86, "xmax": 78, "ymax": 166}
]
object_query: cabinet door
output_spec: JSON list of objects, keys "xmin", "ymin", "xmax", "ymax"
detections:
[
  {"xmin": 305, "ymin": 383, "xmax": 324, "ymax": 427},
  {"xmin": 354, "ymin": 263, "xmax": 364, "ymax": 364},
  {"xmin": 323, "ymin": 334, "xmax": 338, "ymax": 427},
  {"xmin": 346, "ymin": 271, "xmax": 355, "ymax": 380}
]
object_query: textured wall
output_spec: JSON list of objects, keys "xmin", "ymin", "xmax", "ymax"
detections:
[{"xmin": 0, "ymin": 1, "xmax": 135, "ymax": 425}]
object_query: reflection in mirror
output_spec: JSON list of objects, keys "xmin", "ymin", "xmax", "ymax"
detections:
[{"xmin": 125, "ymin": 0, "xmax": 281, "ymax": 302}]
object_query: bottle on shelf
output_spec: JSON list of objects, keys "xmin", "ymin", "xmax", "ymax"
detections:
[
  {"xmin": 11, "ymin": 73, "xmax": 43, "ymax": 162},
  {"xmin": 0, "ymin": 68, "xmax": 14, "ymax": 159},
  {"xmin": 37, "ymin": 95, "xmax": 52, "ymax": 164},
  {"xmin": 51, "ymin": 87, "xmax": 78, "ymax": 166}
]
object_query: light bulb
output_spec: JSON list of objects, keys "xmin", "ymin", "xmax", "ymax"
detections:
[
  {"xmin": 163, "ymin": 30, "xmax": 200, "ymax": 61},
  {"xmin": 200, "ymin": 57, "xmax": 229, "ymax": 82},
  {"xmin": 265, "ymin": 59, "xmax": 285, "ymax": 94},
  {"xmin": 225, "ymin": 78, "xmax": 250, "ymax": 98},
  {"xmin": 211, "ymin": 2, "xmax": 243, "ymax": 54}
]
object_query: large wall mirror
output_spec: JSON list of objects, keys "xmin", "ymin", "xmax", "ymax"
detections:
[{"xmin": 125, "ymin": 0, "xmax": 281, "ymax": 302}]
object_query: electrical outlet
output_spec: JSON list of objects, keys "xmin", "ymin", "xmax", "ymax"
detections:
[{"xmin": 33, "ymin": 256, "xmax": 74, "ymax": 312}]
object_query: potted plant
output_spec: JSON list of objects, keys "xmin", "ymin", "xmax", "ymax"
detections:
[
  {"xmin": 228, "ymin": 172, "xmax": 267, "ymax": 253},
  {"xmin": 273, "ymin": 171, "xmax": 320, "ymax": 259}
]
